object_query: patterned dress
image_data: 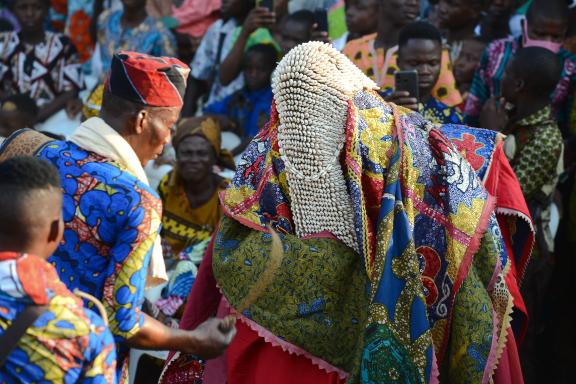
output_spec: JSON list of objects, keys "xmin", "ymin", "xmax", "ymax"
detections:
[
  {"xmin": 464, "ymin": 37, "xmax": 576, "ymax": 132},
  {"xmin": 343, "ymin": 33, "xmax": 463, "ymax": 107},
  {"xmin": 50, "ymin": 0, "xmax": 97, "ymax": 63},
  {"xmin": 380, "ymin": 89, "xmax": 463, "ymax": 125},
  {"xmin": 0, "ymin": 31, "xmax": 83, "ymax": 106},
  {"xmin": 0, "ymin": 252, "xmax": 117, "ymax": 383},
  {"xmin": 97, "ymin": 9, "xmax": 176, "ymax": 75}
]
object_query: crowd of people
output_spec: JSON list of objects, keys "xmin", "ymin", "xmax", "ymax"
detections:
[{"xmin": 0, "ymin": 0, "xmax": 575, "ymax": 383}]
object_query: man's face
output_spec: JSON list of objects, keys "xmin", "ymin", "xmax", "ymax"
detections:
[
  {"xmin": 381, "ymin": 0, "xmax": 420, "ymax": 28},
  {"xmin": 13, "ymin": 0, "xmax": 47, "ymax": 33},
  {"xmin": 244, "ymin": 52, "xmax": 274, "ymax": 91},
  {"xmin": 346, "ymin": 0, "xmax": 379, "ymax": 36},
  {"xmin": 454, "ymin": 40, "xmax": 485, "ymax": 86},
  {"xmin": 280, "ymin": 20, "xmax": 311, "ymax": 55},
  {"xmin": 176, "ymin": 135, "xmax": 215, "ymax": 183},
  {"xmin": 437, "ymin": 0, "xmax": 480, "ymax": 29},
  {"xmin": 397, "ymin": 39, "xmax": 442, "ymax": 98},
  {"xmin": 138, "ymin": 107, "xmax": 180, "ymax": 166},
  {"xmin": 527, "ymin": 16, "xmax": 567, "ymax": 44}
]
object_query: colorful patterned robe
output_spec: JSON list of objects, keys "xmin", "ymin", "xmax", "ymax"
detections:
[
  {"xmin": 204, "ymin": 90, "xmax": 520, "ymax": 383},
  {"xmin": 0, "ymin": 252, "xmax": 116, "ymax": 383},
  {"xmin": 0, "ymin": 131, "xmax": 163, "ymax": 382}
]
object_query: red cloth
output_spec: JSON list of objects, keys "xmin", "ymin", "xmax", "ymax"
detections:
[
  {"xmin": 106, "ymin": 51, "xmax": 190, "ymax": 107},
  {"xmin": 227, "ymin": 321, "xmax": 344, "ymax": 384},
  {"xmin": 484, "ymin": 144, "xmax": 533, "ymax": 343},
  {"xmin": 493, "ymin": 331, "xmax": 525, "ymax": 384}
]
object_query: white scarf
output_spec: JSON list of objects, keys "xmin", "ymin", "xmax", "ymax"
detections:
[{"xmin": 71, "ymin": 117, "xmax": 167, "ymax": 286}]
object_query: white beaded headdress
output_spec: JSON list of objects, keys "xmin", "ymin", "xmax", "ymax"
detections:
[{"xmin": 272, "ymin": 41, "xmax": 377, "ymax": 251}]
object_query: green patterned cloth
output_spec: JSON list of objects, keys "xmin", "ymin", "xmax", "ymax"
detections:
[
  {"xmin": 213, "ymin": 216, "xmax": 369, "ymax": 376},
  {"xmin": 505, "ymin": 106, "xmax": 563, "ymax": 202}
]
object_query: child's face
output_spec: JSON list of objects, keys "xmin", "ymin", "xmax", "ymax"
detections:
[
  {"xmin": 526, "ymin": 15, "xmax": 567, "ymax": 45},
  {"xmin": 13, "ymin": 0, "xmax": 47, "ymax": 33},
  {"xmin": 454, "ymin": 40, "xmax": 486, "ymax": 86},
  {"xmin": 280, "ymin": 20, "xmax": 311, "ymax": 56},
  {"xmin": 398, "ymin": 39, "xmax": 442, "ymax": 98},
  {"xmin": 346, "ymin": 0, "xmax": 379, "ymax": 36},
  {"xmin": 501, "ymin": 61, "xmax": 518, "ymax": 104},
  {"xmin": 244, "ymin": 52, "xmax": 274, "ymax": 91},
  {"xmin": 437, "ymin": 0, "xmax": 481, "ymax": 30}
]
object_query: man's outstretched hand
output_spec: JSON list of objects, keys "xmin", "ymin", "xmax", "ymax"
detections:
[{"xmin": 188, "ymin": 316, "xmax": 237, "ymax": 359}]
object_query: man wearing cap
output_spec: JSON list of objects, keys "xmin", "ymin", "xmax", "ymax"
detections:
[{"xmin": 0, "ymin": 51, "xmax": 236, "ymax": 383}]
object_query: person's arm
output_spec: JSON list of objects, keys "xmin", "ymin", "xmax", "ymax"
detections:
[
  {"xmin": 103, "ymin": 189, "xmax": 235, "ymax": 358},
  {"xmin": 126, "ymin": 314, "xmax": 235, "ymax": 359},
  {"xmin": 182, "ymin": 76, "xmax": 208, "ymax": 117},
  {"xmin": 37, "ymin": 90, "xmax": 79, "ymax": 122},
  {"xmin": 219, "ymin": 7, "xmax": 275, "ymax": 86}
]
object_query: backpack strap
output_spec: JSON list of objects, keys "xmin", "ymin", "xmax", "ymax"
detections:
[{"xmin": 0, "ymin": 305, "xmax": 48, "ymax": 366}]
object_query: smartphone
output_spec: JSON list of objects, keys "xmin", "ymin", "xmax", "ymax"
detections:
[
  {"xmin": 394, "ymin": 70, "xmax": 419, "ymax": 101},
  {"xmin": 313, "ymin": 9, "xmax": 329, "ymax": 32},
  {"xmin": 258, "ymin": 0, "xmax": 274, "ymax": 12}
]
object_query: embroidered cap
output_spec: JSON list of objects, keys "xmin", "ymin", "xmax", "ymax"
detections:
[{"xmin": 105, "ymin": 51, "xmax": 190, "ymax": 107}]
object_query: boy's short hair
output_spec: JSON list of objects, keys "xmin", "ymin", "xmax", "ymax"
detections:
[
  {"xmin": 285, "ymin": 9, "xmax": 315, "ymax": 31},
  {"xmin": 398, "ymin": 21, "xmax": 443, "ymax": 49},
  {"xmin": 511, "ymin": 47, "xmax": 562, "ymax": 96},
  {"xmin": 527, "ymin": 0, "xmax": 569, "ymax": 24},
  {"xmin": 1, "ymin": 93, "xmax": 39, "ymax": 118},
  {"xmin": 245, "ymin": 44, "xmax": 278, "ymax": 69},
  {"xmin": 0, "ymin": 156, "xmax": 61, "ymax": 245}
]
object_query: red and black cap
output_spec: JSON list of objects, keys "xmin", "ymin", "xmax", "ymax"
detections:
[{"xmin": 105, "ymin": 51, "xmax": 190, "ymax": 107}]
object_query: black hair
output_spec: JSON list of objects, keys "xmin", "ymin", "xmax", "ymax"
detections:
[
  {"xmin": 245, "ymin": 44, "xmax": 278, "ymax": 69},
  {"xmin": 527, "ymin": 0, "xmax": 569, "ymax": 24},
  {"xmin": 2, "ymin": 93, "xmax": 39, "ymax": 118},
  {"xmin": 0, "ymin": 156, "xmax": 61, "ymax": 246},
  {"xmin": 510, "ymin": 47, "xmax": 562, "ymax": 96},
  {"xmin": 398, "ymin": 21, "xmax": 443, "ymax": 49},
  {"xmin": 10, "ymin": 0, "xmax": 51, "ymax": 10},
  {"xmin": 285, "ymin": 9, "xmax": 315, "ymax": 31}
]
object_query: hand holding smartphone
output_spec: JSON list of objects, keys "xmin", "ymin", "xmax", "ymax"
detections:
[{"xmin": 394, "ymin": 70, "xmax": 419, "ymax": 101}]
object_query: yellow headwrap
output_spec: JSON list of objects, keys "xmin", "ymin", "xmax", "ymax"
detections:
[{"xmin": 173, "ymin": 116, "xmax": 236, "ymax": 171}]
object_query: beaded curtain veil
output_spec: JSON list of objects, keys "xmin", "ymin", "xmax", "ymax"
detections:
[{"xmin": 273, "ymin": 42, "xmax": 376, "ymax": 251}]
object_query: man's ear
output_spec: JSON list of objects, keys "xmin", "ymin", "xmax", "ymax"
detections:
[{"xmin": 132, "ymin": 109, "xmax": 149, "ymax": 135}]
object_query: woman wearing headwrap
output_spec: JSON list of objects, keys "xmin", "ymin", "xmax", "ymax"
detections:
[{"xmin": 155, "ymin": 116, "xmax": 236, "ymax": 317}]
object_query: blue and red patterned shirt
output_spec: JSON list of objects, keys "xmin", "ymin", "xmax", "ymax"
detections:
[{"xmin": 34, "ymin": 139, "xmax": 163, "ymax": 381}]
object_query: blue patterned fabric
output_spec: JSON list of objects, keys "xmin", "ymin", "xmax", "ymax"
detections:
[{"xmin": 33, "ymin": 139, "xmax": 163, "ymax": 381}]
